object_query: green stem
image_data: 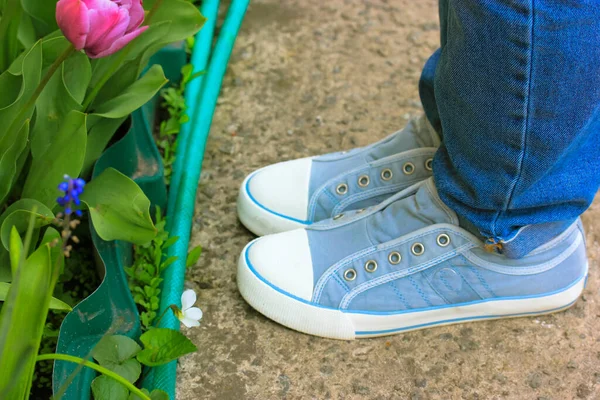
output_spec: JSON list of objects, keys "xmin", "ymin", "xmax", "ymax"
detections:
[
  {"xmin": 36, "ymin": 353, "xmax": 151, "ymax": 400},
  {"xmin": 53, "ymin": 325, "xmax": 121, "ymax": 400},
  {"xmin": 81, "ymin": 0, "xmax": 165, "ymax": 111}
]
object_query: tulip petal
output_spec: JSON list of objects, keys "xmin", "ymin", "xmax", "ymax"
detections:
[
  {"xmin": 82, "ymin": 0, "xmax": 116, "ymax": 10},
  {"xmin": 184, "ymin": 307, "xmax": 203, "ymax": 321},
  {"xmin": 56, "ymin": 0, "xmax": 90, "ymax": 50},
  {"xmin": 86, "ymin": 19, "xmax": 147, "ymax": 58},
  {"xmin": 181, "ymin": 317, "xmax": 201, "ymax": 328},
  {"xmin": 85, "ymin": 7, "xmax": 129, "ymax": 53},
  {"xmin": 180, "ymin": 289, "xmax": 197, "ymax": 311},
  {"xmin": 126, "ymin": 0, "xmax": 145, "ymax": 32}
]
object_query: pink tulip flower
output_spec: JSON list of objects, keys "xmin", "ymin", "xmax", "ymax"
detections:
[{"xmin": 56, "ymin": 0, "xmax": 148, "ymax": 59}]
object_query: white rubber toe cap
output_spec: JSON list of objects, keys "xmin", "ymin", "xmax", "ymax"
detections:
[
  {"xmin": 248, "ymin": 157, "xmax": 312, "ymax": 221},
  {"xmin": 238, "ymin": 235, "xmax": 356, "ymax": 340},
  {"xmin": 238, "ymin": 158, "xmax": 313, "ymax": 236},
  {"xmin": 246, "ymin": 229, "xmax": 314, "ymax": 301}
]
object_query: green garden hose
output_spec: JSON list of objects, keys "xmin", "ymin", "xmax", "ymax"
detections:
[{"xmin": 150, "ymin": 0, "xmax": 250, "ymax": 397}]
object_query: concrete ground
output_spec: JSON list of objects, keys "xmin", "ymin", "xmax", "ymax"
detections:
[{"xmin": 177, "ymin": 1, "xmax": 600, "ymax": 399}]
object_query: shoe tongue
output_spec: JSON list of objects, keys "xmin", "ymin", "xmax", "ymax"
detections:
[
  {"xmin": 309, "ymin": 116, "xmax": 438, "ymax": 192},
  {"xmin": 363, "ymin": 116, "xmax": 438, "ymax": 163},
  {"xmin": 366, "ymin": 179, "xmax": 457, "ymax": 244}
]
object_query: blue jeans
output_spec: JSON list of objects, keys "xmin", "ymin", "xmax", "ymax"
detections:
[{"xmin": 420, "ymin": 0, "xmax": 600, "ymax": 258}]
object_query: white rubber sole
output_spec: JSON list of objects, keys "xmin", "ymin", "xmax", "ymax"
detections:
[
  {"xmin": 237, "ymin": 172, "xmax": 308, "ymax": 236},
  {"xmin": 237, "ymin": 242, "xmax": 587, "ymax": 340}
]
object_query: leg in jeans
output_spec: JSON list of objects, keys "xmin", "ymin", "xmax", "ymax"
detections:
[
  {"xmin": 421, "ymin": 0, "xmax": 600, "ymax": 258},
  {"xmin": 235, "ymin": 0, "xmax": 594, "ymax": 339},
  {"xmin": 419, "ymin": 0, "xmax": 448, "ymax": 135}
]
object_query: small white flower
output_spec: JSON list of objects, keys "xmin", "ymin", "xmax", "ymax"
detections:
[{"xmin": 176, "ymin": 289, "xmax": 203, "ymax": 328}]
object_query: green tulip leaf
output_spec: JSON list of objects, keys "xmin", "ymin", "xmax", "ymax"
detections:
[
  {"xmin": 30, "ymin": 37, "xmax": 90, "ymax": 158},
  {"xmin": 38, "ymin": 35, "xmax": 71, "ymax": 67},
  {"xmin": 20, "ymin": 0, "xmax": 59, "ymax": 38},
  {"xmin": 145, "ymin": 0, "xmax": 206, "ymax": 45},
  {"xmin": 0, "ymin": 0, "xmax": 23, "ymax": 71},
  {"xmin": 17, "ymin": 12, "xmax": 37, "ymax": 49},
  {"xmin": 82, "ymin": 116, "xmax": 127, "ymax": 176},
  {"xmin": 0, "ymin": 41, "xmax": 43, "ymax": 203},
  {"xmin": 90, "ymin": 64, "xmax": 168, "ymax": 120},
  {"xmin": 8, "ymin": 33, "xmax": 67, "ymax": 75},
  {"xmin": 82, "ymin": 65, "xmax": 167, "ymax": 171},
  {"xmin": 0, "ymin": 120, "xmax": 30, "ymax": 205},
  {"xmin": 136, "ymin": 328, "xmax": 197, "ymax": 367},
  {"xmin": 0, "ymin": 67, "xmax": 22, "ymax": 109},
  {"xmin": 0, "ymin": 199, "xmax": 54, "ymax": 250},
  {"xmin": 81, "ymin": 168, "xmax": 157, "ymax": 244},
  {"xmin": 23, "ymin": 110, "xmax": 87, "ymax": 208}
]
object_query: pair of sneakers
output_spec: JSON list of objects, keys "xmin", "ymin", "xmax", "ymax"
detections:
[{"xmin": 235, "ymin": 116, "xmax": 588, "ymax": 340}]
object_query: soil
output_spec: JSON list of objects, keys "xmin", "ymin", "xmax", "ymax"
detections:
[{"xmin": 179, "ymin": 1, "xmax": 600, "ymax": 399}]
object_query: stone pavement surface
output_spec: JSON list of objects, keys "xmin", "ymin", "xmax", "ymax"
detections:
[{"xmin": 177, "ymin": 1, "xmax": 600, "ymax": 399}]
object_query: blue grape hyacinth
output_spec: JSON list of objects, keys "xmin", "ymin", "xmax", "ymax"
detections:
[{"xmin": 57, "ymin": 175, "xmax": 85, "ymax": 216}]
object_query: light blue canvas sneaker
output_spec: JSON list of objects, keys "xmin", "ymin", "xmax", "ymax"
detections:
[
  {"xmin": 237, "ymin": 115, "xmax": 440, "ymax": 236},
  {"xmin": 237, "ymin": 178, "xmax": 588, "ymax": 340}
]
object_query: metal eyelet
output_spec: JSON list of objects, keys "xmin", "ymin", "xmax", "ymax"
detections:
[
  {"xmin": 336, "ymin": 183, "xmax": 348, "ymax": 195},
  {"xmin": 364, "ymin": 260, "xmax": 378, "ymax": 273},
  {"xmin": 425, "ymin": 158, "xmax": 433, "ymax": 171},
  {"xmin": 356, "ymin": 208, "xmax": 366, "ymax": 214},
  {"xmin": 381, "ymin": 168, "xmax": 393, "ymax": 181},
  {"xmin": 344, "ymin": 268, "xmax": 357, "ymax": 281},
  {"xmin": 411, "ymin": 242, "xmax": 425, "ymax": 256},
  {"xmin": 403, "ymin": 162, "xmax": 415, "ymax": 175},
  {"xmin": 333, "ymin": 213, "xmax": 344, "ymax": 220},
  {"xmin": 436, "ymin": 233, "xmax": 450, "ymax": 247},
  {"xmin": 358, "ymin": 175, "xmax": 370, "ymax": 188},
  {"xmin": 388, "ymin": 251, "xmax": 402, "ymax": 265}
]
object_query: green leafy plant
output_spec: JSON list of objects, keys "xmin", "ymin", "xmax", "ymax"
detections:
[
  {"xmin": 0, "ymin": 0, "xmax": 205, "ymax": 397},
  {"xmin": 37, "ymin": 329, "xmax": 196, "ymax": 400},
  {"xmin": 126, "ymin": 207, "xmax": 177, "ymax": 330},
  {"xmin": 126, "ymin": 207, "xmax": 202, "ymax": 330},
  {"xmin": 136, "ymin": 328, "xmax": 197, "ymax": 366},
  {"xmin": 91, "ymin": 335, "xmax": 145, "ymax": 400},
  {"xmin": 32, "ymin": 235, "xmax": 100, "ymax": 396},
  {"xmin": 157, "ymin": 64, "xmax": 204, "ymax": 183},
  {"xmin": 0, "ymin": 212, "xmax": 65, "ymax": 399}
]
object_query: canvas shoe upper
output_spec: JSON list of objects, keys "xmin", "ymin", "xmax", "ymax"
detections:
[
  {"xmin": 237, "ymin": 178, "xmax": 588, "ymax": 340},
  {"xmin": 237, "ymin": 115, "xmax": 440, "ymax": 236}
]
